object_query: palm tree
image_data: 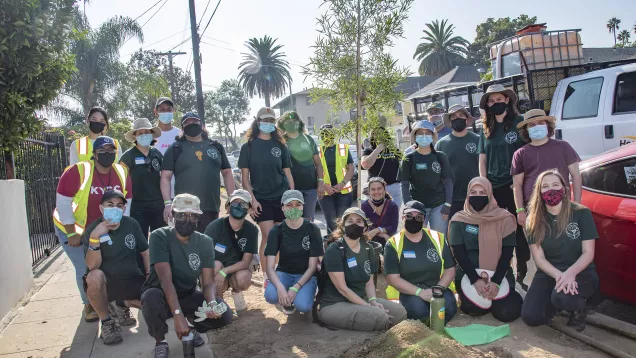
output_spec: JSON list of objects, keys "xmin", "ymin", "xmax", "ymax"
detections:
[
  {"xmin": 618, "ymin": 30, "xmax": 631, "ymax": 46},
  {"xmin": 238, "ymin": 36, "xmax": 291, "ymax": 107},
  {"xmin": 413, "ymin": 19, "xmax": 470, "ymax": 76},
  {"xmin": 607, "ymin": 18, "xmax": 621, "ymax": 46}
]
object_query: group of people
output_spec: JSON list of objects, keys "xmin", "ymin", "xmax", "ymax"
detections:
[{"xmin": 51, "ymin": 85, "xmax": 600, "ymax": 358}]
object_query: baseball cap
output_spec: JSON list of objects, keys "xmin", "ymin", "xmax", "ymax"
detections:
[
  {"xmin": 93, "ymin": 136, "xmax": 116, "ymax": 151},
  {"xmin": 172, "ymin": 194, "xmax": 203, "ymax": 214},
  {"xmin": 100, "ymin": 189, "xmax": 127, "ymax": 204},
  {"xmin": 426, "ymin": 102, "xmax": 445, "ymax": 112},
  {"xmin": 342, "ymin": 207, "xmax": 369, "ymax": 226},
  {"xmin": 155, "ymin": 97, "xmax": 174, "ymax": 108},
  {"xmin": 403, "ymin": 200, "xmax": 426, "ymax": 215},
  {"xmin": 281, "ymin": 190, "xmax": 305, "ymax": 205},
  {"xmin": 181, "ymin": 112, "xmax": 201, "ymax": 126},
  {"xmin": 228, "ymin": 189, "xmax": 252, "ymax": 206},
  {"xmin": 256, "ymin": 107, "xmax": 276, "ymax": 120}
]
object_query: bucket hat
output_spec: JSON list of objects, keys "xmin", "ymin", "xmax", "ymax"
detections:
[
  {"xmin": 172, "ymin": 194, "xmax": 203, "ymax": 214},
  {"xmin": 409, "ymin": 120, "xmax": 438, "ymax": 145},
  {"xmin": 479, "ymin": 84, "xmax": 518, "ymax": 110},
  {"xmin": 443, "ymin": 104, "xmax": 475, "ymax": 129},
  {"xmin": 125, "ymin": 118, "xmax": 161, "ymax": 142}
]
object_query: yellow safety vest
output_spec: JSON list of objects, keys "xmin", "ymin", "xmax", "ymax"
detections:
[
  {"xmin": 75, "ymin": 136, "xmax": 121, "ymax": 163},
  {"xmin": 385, "ymin": 228, "xmax": 456, "ymax": 301},
  {"xmin": 53, "ymin": 161, "xmax": 128, "ymax": 235},
  {"xmin": 318, "ymin": 144, "xmax": 352, "ymax": 195}
]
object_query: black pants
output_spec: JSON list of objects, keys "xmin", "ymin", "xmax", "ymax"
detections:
[
  {"xmin": 521, "ymin": 269, "xmax": 599, "ymax": 327},
  {"xmin": 492, "ymin": 184, "xmax": 530, "ymax": 278},
  {"xmin": 131, "ymin": 206, "xmax": 166, "ymax": 239},
  {"xmin": 197, "ymin": 211, "xmax": 219, "ymax": 233},
  {"xmin": 456, "ymin": 274, "xmax": 523, "ymax": 323},
  {"xmin": 141, "ymin": 288, "xmax": 233, "ymax": 339}
]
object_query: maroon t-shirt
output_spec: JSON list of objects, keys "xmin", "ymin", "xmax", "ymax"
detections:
[{"xmin": 511, "ymin": 139, "xmax": 580, "ymax": 202}]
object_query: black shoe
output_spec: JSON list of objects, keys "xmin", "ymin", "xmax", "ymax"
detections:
[
  {"xmin": 193, "ymin": 330, "xmax": 205, "ymax": 347},
  {"xmin": 154, "ymin": 342, "xmax": 170, "ymax": 358},
  {"xmin": 567, "ymin": 310, "xmax": 587, "ymax": 332},
  {"xmin": 516, "ymin": 275, "xmax": 528, "ymax": 291}
]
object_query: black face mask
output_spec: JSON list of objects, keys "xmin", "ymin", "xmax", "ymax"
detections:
[
  {"xmin": 469, "ymin": 195, "xmax": 489, "ymax": 212},
  {"xmin": 96, "ymin": 152, "xmax": 116, "ymax": 167},
  {"xmin": 404, "ymin": 218, "xmax": 424, "ymax": 234},
  {"xmin": 89, "ymin": 121, "xmax": 106, "ymax": 134},
  {"xmin": 344, "ymin": 224, "xmax": 365, "ymax": 240},
  {"xmin": 371, "ymin": 198, "xmax": 385, "ymax": 206},
  {"xmin": 488, "ymin": 102, "xmax": 508, "ymax": 116},
  {"xmin": 229, "ymin": 205, "xmax": 248, "ymax": 220},
  {"xmin": 175, "ymin": 219, "xmax": 197, "ymax": 237},
  {"xmin": 183, "ymin": 123, "xmax": 202, "ymax": 137},
  {"xmin": 451, "ymin": 118, "xmax": 467, "ymax": 132}
]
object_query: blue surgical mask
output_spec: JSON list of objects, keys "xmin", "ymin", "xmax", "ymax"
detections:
[
  {"xmin": 528, "ymin": 124, "xmax": 548, "ymax": 140},
  {"xmin": 158, "ymin": 112, "xmax": 174, "ymax": 124},
  {"xmin": 430, "ymin": 115, "xmax": 443, "ymax": 127},
  {"xmin": 259, "ymin": 122, "xmax": 276, "ymax": 133},
  {"xmin": 136, "ymin": 133, "xmax": 154, "ymax": 147},
  {"xmin": 103, "ymin": 206, "xmax": 123, "ymax": 224},
  {"xmin": 415, "ymin": 134, "xmax": 434, "ymax": 147}
]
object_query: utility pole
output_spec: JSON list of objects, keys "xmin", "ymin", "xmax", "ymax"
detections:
[
  {"xmin": 156, "ymin": 51, "xmax": 186, "ymax": 104},
  {"xmin": 188, "ymin": 0, "xmax": 206, "ymax": 124}
]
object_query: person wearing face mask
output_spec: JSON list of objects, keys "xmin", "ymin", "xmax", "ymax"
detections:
[
  {"xmin": 435, "ymin": 105, "xmax": 480, "ymax": 220},
  {"xmin": 141, "ymin": 194, "xmax": 233, "ymax": 358},
  {"xmin": 69, "ymin": 107, "xmax": 122, "ymax": 165},
  {"xmin": 316, "ymin": 208, "xmax": 407, "ymax": 331},
  {"xmin": 449, "ymin": 177, "xmax": 523, "ymax": 323},
  {"xmin": 203, "ymin": 190, "xmax": 258, "ymax": 312},
  {"xmin": 82, "ymin": 190, "xmax": 149, "ymax": 345},
  {"xmin": 153, "ymin": 97, "xmax": 181, "ymax": 155},
  {"xmin": 277, "ymin": 111, "xmax": 325, "ymax": 220},
  {"xmin": 263, "ymin": 190, "xmax": 323, "ymax": 315},
  {"xmin": 361, "ymin": 177, "xmax": 399, "ymax": 247},
  {"xmin": 521, "ymin": 170, "xmax": 599, "ymax": 332},
  {"xmin": 426, "ymin": 102, "xmax": 451, "ymax": 139},
  {"xmin": 53, "ymin": 136, "xmax": 132, "ymax": 322},
  {"xmin": 384, "ymin": 201, "xmax": 457, "ymax": 323},
  {"xmin": 400, "ymin": 120, "xmax": 454, "ymax": 237},
  {"xmin": 162, "ymin": 112, "xmax": 235, "ymax": 233}
]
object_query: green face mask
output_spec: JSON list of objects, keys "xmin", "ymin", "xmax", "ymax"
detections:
[
  {"xmin": 283, "ymin": 121, "xmax": 300, "ymax": 133},
  {"xmin": 283, "ymin": 207, "xmax": 303, "ymax": 221}
]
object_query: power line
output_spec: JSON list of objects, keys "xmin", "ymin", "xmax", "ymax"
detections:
[
  {"xmin": 133, "ymin": 0, "xmax": 164, "ymax": 21},
  {"xmin": 201, "ymin": 35, "xmax": 231, "ymax": 46},
  {"xmin": 119, "ymin": 29, "xmax": 189, "ymax": 58},
  {"xmin": 140, "ymin": 0, "xmax": 169, "ymax": 29},
  {"xmin": 170, "ymin": 36, "xmax": 192, "ymax": 52},
  {"xmin": 198, "ymin": 0, "xmax": 212, "ymax": 26},
  {"xmin": 199, "ymin": 0, "xmax": 222, "ymax": 39},
  {"xmin": 199, "ymin": 41, "xmax": 304, "ymax": 68}
]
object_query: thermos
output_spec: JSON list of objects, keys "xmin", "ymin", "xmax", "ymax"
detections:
[
  {"xmin": 429, "ymin": 285, "xmax": 446, "ymax": 334},
  {"xmin": 182, "ymin": 331, "xmax": 196, "ymax": 358}
]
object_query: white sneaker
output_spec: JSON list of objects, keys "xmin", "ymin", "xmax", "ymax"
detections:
[{"xmin": 232, "ymin": 291, "xmax": 247, "ymax": 311}]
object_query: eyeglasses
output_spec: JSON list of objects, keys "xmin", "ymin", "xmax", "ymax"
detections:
[
  {"xmin": 173, "ymin": 212, "xmax": 200, "ymax": 222},
  {"xmin": 405, "ymin": 213, "xmax": 425, "ymax": 222}
]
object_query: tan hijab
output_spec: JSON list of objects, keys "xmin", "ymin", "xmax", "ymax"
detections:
[{"xmin": 450, "ymin": 177, "xmax": 517, "ymax": 270}]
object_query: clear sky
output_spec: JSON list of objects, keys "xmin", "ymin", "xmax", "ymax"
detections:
[{"xmin": 85, "ymin": 0, "xmax": 636, "ymax": 130}]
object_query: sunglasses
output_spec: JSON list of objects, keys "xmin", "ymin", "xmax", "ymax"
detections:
[
  {"xmin": 404, "ymin": 213, "xmax": 425, "ymax": 222},
  {"xmin": 173, "ymin": 212, "xmax": 200, "ymax": 222},
  {"xmin": 230, "ymin": 201, "xmax": 249, "ymax": 209}
]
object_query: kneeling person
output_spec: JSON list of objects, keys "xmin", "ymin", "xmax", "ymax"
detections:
[
  {"xmin": 204, "ymin": 189, "xmax": 258, "ymax": 311},
  {"xmin": 83, "ymin": 190, "xmax": 149, "ymax": 345}
]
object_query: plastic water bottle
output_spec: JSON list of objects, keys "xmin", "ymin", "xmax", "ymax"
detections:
[{"xmin": 429, "ymin": 285, "xmax": 446, "ymax": 334}]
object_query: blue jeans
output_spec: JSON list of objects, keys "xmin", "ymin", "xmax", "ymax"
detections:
[
  {"xmin": 319, "ymin": 192, "xmax": 353, "ymax": 232},
  {"xmin": 386, "ymin": 183, "xmax": 402, "ymax": 208},
  {"xmin": 54, "ymin": 226, "xmax": 88, "ymax": 304},
  {"xmin": 299, "ymin": 189, "xmax": 318, "ymax": 221},
  {"xmin": 264, "ymin": 272, "xmax": 318, "ymax": 313},
  {"xmin": 425, "ymin": 204, "xmax": 448, "ymax": 237},
  {"xmin": 400, "ymin": 287, "xmax": 457, "ymax": 323}
]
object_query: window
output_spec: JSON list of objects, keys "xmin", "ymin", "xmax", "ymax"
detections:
[
  {"xmin": 581, "ymin": 156, "xmax": 636, "ymax": 198},
  {"xmin": 395, "ymin": 102, "xmax": 403, "ymax": 115},
  {"xmin": 306, "ymin": 96, "xmax": 312, "ymax": 106},
  {"xmin": 562, "ymin": 77, "xmax": 603, "ymax": 120},
  {"xmin": 614, "ymin": 72, "xmax": 636, "ymax": 114},
  {"xmin": 307, "ymin": 116, "xmax": 315, "ymax": 128}
]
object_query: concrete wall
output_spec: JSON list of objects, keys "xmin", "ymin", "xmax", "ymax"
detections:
[{"xmin": 0, "ymin": 180, "xmax": 34, "ymax": 319}]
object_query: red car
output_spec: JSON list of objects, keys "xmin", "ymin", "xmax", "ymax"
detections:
[{"xmin": 579, "ymin": 142, "xmax": 636, "ymax": 306}]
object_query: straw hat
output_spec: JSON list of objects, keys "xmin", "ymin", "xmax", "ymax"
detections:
[
  {"xmin": 125, "ymin": 118, "xmax": 161, "ymax": 142},
  {"xmin": 443, "ymin": 104, "xmax": 475, "ymax": 129},
  {"xmin": 479, "ymin": 84, "xmax": 518, "ymax": 110},
  {"xmin": 516, "ymin": 109, "xmax": 556, "ymax": 129}
]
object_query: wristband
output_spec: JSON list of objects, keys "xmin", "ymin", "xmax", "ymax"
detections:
[
  {"xmin": 368, "ymin": 297, "xmax": 377, "ymax": 302},
  {"xmin": 208, "ymin": 300, "xmax": 218, "ymax": 306},
  {"xmin": 89, "ymin": 238, "xmax": 100, "ymax": 243},
  {"xmin": 294, "ymin": 282, "xmax": 302, "ymax": 288},
  {"xmin": 289, "ymin": 287, "xmax": 299, "ymax": 293},
  {"xmin": 444, "ymin": 203, "xmax": 451, "ymax": 207},
  {"xmin": 516, "ymin": 207, "xmax": 525, "ymax": 213},
  {"xmin": 66, "ymin": 232, "xmax": 78, "ymax": 238},
  {"xmin": 318, "ymin": 178, "xmax": 324, "ymax": 182},
  {"xmin": 218, "ymin": 270, "xmax": 227, "ymax": 278},
  {"xmin": 164, "ymin": 200, "xmax": 172, "ymax": 205},
  {"xmin": 415, "ymin": 288, "xmax": 422, "ymax": 296}
]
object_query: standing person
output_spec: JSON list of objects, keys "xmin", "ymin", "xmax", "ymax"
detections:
[
  {"xmin": 153, "ymin": 97, "xmax": 181, "ymax": 155},
  {"xmin": 477, "ymin": 84, "xmax": 528, "ymax": 289},
  {"xmin": 120, "ymin": 118, "xmax": 164, "ymax": 239},
  {"xmin": 277, "ymin": 111, "xmax": 324, "ymax": 220},
  {"xmin": 53, "ymin": 136, "xmax": 132, "ymax": 322},
  {"xmin": 361, "ymin": 177, "xmax": 399, "ymax": 247},
  {"xmin": 141, "ymin": 194, "xmax": 233, "ymax": 358},
  {"xmin": 400, "ymin": 121, "xmax": 454, "ymax": 237},
  {"xmin": 69, "ymin": 107, "xmax": 122, "ymax": 165},
  {"xmin": 161, "ymin": 112, "xmax": 235, "ymax": 232},
  {"xmin": 238, "ymin": 107, "xmax": 294, "ymax": 282},
  {"xmin": 435, "ymin": 105, "xmax": 480, "ymax": 220},
  {"xmin": 361, "ymin": 127, "xmax": 402, "ymax": 207},
  {"xmin": 427, "ymin": 103, "xmax": 451, "ymax": 139},
  {"xmin": 512, "ymin": 109, "xmax": 582, "ymax": 229},
  {"xmin": 263, "ymin": 190, "xmax": 324, "ymax": 315},
  {"xmin": 521, "ymin": 170, "xmax": 599, "ymax": 332},
  {"xmin": 317, "ymin": 124, "xmax": 354, "ymax": 233}
]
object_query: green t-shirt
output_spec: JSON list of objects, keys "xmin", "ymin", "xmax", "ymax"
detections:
[
  {"xmin": 264, "ymin": 220, "xmax": 324, "ymax": 275},
  {"xmin": 435, "ymin": 132, "xmax": 480, "ymax": 202},
  {"xmin": 320, "ymin": 240, "xmax": 378, "ymax": 308},
  {"xmin": 478, "ymin": 115, "xmax": 525, "ymax": 188},
  {"xmin": 286, "ymin": 134, "xmax": 319, "ymax": 191},
  {"xmin": 204, "ymin": 217, "xmax": 259, "ymax": 267},
  {"xmin": 120, "ymin": 146, "xmax": 164, "ymax": 211},
  {"xmin": 143, "ymin": 227, "xmax": 215, "ymax": 297},
  {"xmin": 384, "ymin": 232, "xmax": 455, "ymax": 288},
  {"xmin": 399, "ymin": 150, "xmax": 453, "ymax": 208},
  {"xmin": 162, "ymin": 140, "xmax": 231, "ymax": 212},
  {"xmin": 238, "ymin": 138, "xmax": 292, "ymax": 200},
  {"xmin": 526, "ymin": 205, "xmax": 598, "ymax": 272},
  {"xmin": 82, "ymin": 217, "xmax": 148, "ymax": 280}
]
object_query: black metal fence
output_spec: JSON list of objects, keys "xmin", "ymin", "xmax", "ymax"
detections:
[{"xmin": 1, "ymin": 132, "xmax": 68, "ymax": 266}]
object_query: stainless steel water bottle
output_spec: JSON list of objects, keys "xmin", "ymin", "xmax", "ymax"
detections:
[{"xmin": 429, "ymin": 285, "xmax": 446, "ymax": 333}]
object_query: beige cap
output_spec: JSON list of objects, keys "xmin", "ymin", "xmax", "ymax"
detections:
[
  {"xmin": 228, "ymin": 189, "xmax": 252, "ymax": 206},
  {"xmin": 256, "ymin": 107, "xmax": 276, "ymax": 120},
  {"xmin": 125, "ymin": 118, "xmax": 161, "ymax": 142},
  {"xmin": 172, "ymin": 194, "xmax": 203, "ymax": 214},
  {"xmin": 343, "ymin": 207, "xmax": 370, "ymax": 226}
]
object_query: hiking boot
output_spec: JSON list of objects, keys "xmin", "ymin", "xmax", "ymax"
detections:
[
  {"xmin": 567, "ymin": 310, "xmax": 587, "ymax": 332},
  {"xmin": 112, "ymin": 303, "xmax": 136, "ymax": 326},
  {"xmin": 84, "ymin": 304, "xmax": 99, "ymax": 322},
  {"xmin": 282, "ymin": 305, "xmax": 296, "ymax": 315},
  {"xmin": 154, "ymin": 342, "xmax": 170, "ymax": 358},
  {"xmin": 193, "ymin": 330, "xmax": 205, "ymax": 347},
  {"xmin": 232, "ymin": 291, "xmax": 247, "ymax": 311},
  {"xmin": 100, "ymin": 319, "xmax": 123, "ymax": 345}
]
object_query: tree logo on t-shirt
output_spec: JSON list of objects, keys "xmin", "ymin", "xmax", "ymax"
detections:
[
  {"xmin": 302, "ymin": 236, "xmax": 311, "ymax": 250},
  {"xmin": 207, "ymin": 148, "xmax": 219, "ymax": 159},
  {"xmin": 188, "ymin": 253, "xmax": 201, "ymax": 270},
  {"xmin": 566, "ymin": 222, "xmax": 581, "ymax": 240},
  {"xmin": 505, "ymin": 132, "xmax": 518, "ymax": 144},
  {"xmin": 300, "ymin": 142, "xmax": 310, "ymax": 150},
  {"xmin": 238, "ymin": 238, "xmax": 247, "ymax": 251},
  {"xmin": 432, "ymin": 161, "xmax": 441, "ymax": 174},
  {"xmin": 271, "ymin": 147, "xmax": 282, "ymax": 157},
  {"xmin": 466, "ymin": 143, "xmax": 477, "ymax": 153},
  {"xmin": 151, "ymin": 158, "xmax": 161, "ymax": 172},
  {"xmin": 427, "ymin": 248, "xmax": 440, "ymax": 262},
  {"xmin": 363, "ymin": 260, "xmax": 372, "ymax": 276},
  {"xmin": 124, "ymin": 234, "xmax": 136, "ymax": 250}
]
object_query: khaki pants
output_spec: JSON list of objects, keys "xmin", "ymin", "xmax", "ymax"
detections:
[{"xmin": 317, "ymin": 298, "xmax": 407, "ymax": 331}]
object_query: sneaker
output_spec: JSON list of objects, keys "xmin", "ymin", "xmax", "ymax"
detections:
[
  {"xmin": 282, "ymin": 305, "xmax": 296, "ymax": 315},
  {"xmin": 567, "ymin": 310, "xmax": 587, "ymax": 332},
  {"xmin": 100, "ymin": 319, "xmax": 123, "ymax": 345},
  {"xmin": 84, "ymin": 304, "xmax": 99, "ymax": 322},
  {"xmin": 110, "ymin": 302, "xmax": 137, "ymax": 326},
  {"xmin": 232, "ymin": 291, "xmax": 247, "ymax": 311},
  {"xmin": 154, "ymin": 342, "xmax": 170, "ymax": 358},
  {"xmin": 193, "ymin": 330, "xmax": 205, "ymax": 347}
]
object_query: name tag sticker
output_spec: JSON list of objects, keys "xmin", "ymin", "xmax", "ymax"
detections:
[
  {"xmin": 215, "ymin": 243, "xmax": 226, "ymax": 253},
  {"xmin": 416, "ymin": 163, "xmax": 428, "ymax": 170},
  {"xmin": 135, "ymin": 157, "xmax": 145, "ymax": 165},
  {"xmin": 465, "ymin": 225, "xmax": 479, "ymax": 235},
  {"xmin": 347, "ymin": 257, "xmax": 357, "ymax": 268},
  {"xmin": 403, "ymin": 250, "xmax": 416, "ymax": 259}
]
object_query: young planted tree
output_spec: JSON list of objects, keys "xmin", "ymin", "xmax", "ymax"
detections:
[{"xmin": 303, "ymin": 0, "xmax": 414, "ymax": 203}]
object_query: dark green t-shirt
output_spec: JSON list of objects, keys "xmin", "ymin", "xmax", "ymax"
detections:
[
  {"xmin": 526, "ymin": 205, "xmax": 598, "ymax": 272},
  {"xmin": 399, "ymin": 150, "xmax": 453, "ymax": 208},
  {"xmin": 82, "ymin": 217, "xmax": 148, "ymax": 280},
  {"xmin": 120, "ymin": 146, "xmax": 164, "ymax": 211},
  {"xmin": 435, "ymin": 132, "xmax": 480, "ymax": 202},
  {"xmin": 204, "ymin": 217, "xmax": 259, "ymax": 267},
  {"xmin": 323, "ymin": 145, "xmax": 354, "ymax": 186},
  {"xmin": 286, "ymin": 134, "xmax": 319, "ymax": 190},
  {"xmin": 143, "ymin": 227, "xmax": 215, "ymax": 297},
  {"xmin": 264, "ymin": 220, "xmax": 324, "ymax": 275},
  {"xmin": 320, "ymin": 240, "xmax": 378, "ymax": 308},
  {"xmin": 162, "ymin": 140, "xmax": 231, "ymax": 212},
  {"xmin": 384, "ymin": 232, "xmax": 455, "ymax": 288},
  {"xmin": 478, "ymin": 115, "xmax": 525, "ymax": 189},
  {"xmin": 238, "ymin": 138, "xmax": 292, "ymax": 200}
]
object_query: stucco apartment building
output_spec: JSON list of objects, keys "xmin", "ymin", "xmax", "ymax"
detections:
[{"xmin": 273, "ymin": 89, "xmax": 351, "ymax": 134}]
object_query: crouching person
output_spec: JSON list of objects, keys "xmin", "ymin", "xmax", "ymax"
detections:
[
  {"xmin": 83, "ymin": 190, "xmax": 149, "ymax": 345},
  {"xmin": 141, "ymin": 194, "xmax": 232, "ymax": 358}
]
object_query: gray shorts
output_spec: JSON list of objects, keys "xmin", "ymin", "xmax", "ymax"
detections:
[{"xmin": 317, "ymin": 298, "xmax": 407, "ymax": 331}]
